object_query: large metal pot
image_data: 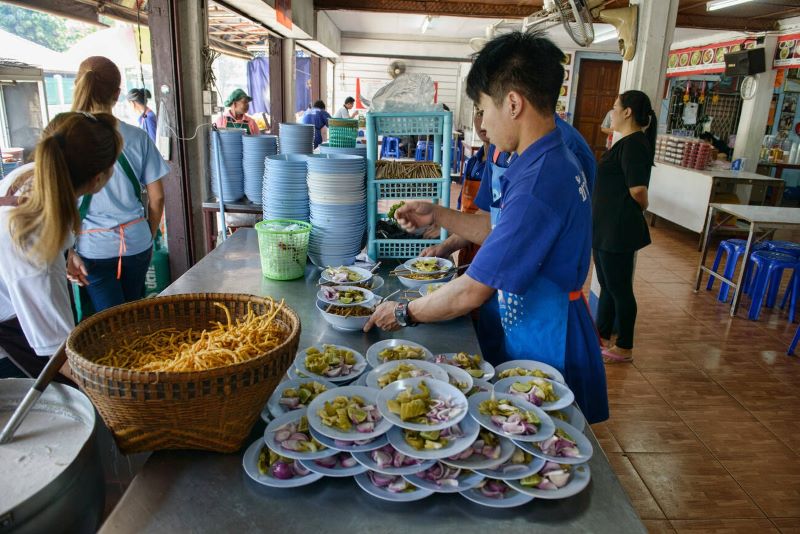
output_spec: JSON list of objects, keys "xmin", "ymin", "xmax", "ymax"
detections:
[{"xmin": 0, "ymin": 379, "xmax": 103, "ymax": 534}]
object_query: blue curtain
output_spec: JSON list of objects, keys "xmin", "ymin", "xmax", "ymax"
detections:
[
  {"xmin": 247, "ymin": 57, "xmax": 270, "ymax": 114},
  {"xmin": 295, "ymin": 56, "xmax": 312, "ymax": 114}
]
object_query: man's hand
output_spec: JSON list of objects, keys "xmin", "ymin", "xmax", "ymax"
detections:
[
  {"xmin": 421, "ymin": 243, "xmax": 449, "ymax": 258},
  {"xmin": 422, "ymin": 225, "xmax": 441, "ymax": 239},
  {"xmin": 395, "ymin": 201, "xmax": 436, "ymax": 233},
  {"xmin": 66, "ymin": 249, "xmax": 89, "ymax": 286},
  {"xmin": 363, "ymin": 301, "xmax": 403, "ymax": 332}
]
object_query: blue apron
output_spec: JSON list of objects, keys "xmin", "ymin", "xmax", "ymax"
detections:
[{"xmin": 486, "ymin": 154, "xmax": 609, "ymax": 424}]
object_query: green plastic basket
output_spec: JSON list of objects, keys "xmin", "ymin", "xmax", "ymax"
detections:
[
  {"xmin": 328, "ymin": 125, "xmax": 358, "ymax": 148},
  {"xmin": 255, "ymin": 219, "xmax": 311, "ymax": 280}
]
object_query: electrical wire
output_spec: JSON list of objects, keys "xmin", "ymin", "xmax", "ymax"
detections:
[{"xmin": 161, "ymin": 121, "xmax": 215, "ymax": 142}]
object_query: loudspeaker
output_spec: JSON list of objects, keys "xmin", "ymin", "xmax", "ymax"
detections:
[{"xmin": 724, "ymin": 48, "xmax": 766, "ymax": 77}]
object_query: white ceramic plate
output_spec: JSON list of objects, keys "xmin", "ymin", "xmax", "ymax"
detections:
[
  {"xmin": 434, "ymin": 353, "xmax": 495, "ymax": 381},
  {"xmin": 366, "ymin": 359, "xmax": 449, "ymax": 390},
  {"xmin": 439, "ymin": 433, "xmax": 516, "ymax": 470},
  {"xmin": 474, "ymin": 449, "xmax": 546, "ymax": 481},
  {"xmin": 467, "ymin": 392, "xmax": 555, "ymax": 443},
  {"xmin": 377, "ymin": 377, "xmax": 468, "ymax": 431},
  {"xmin": 309, "ymin": 426, "xmax": 388, "ymax": 453},
  {"xmin": 286, "ymin": 366, "xmax": 310, "ymax": 380},
  {"xmin": 505, "ymin": 463, "xmax": 591, "ymax": 500},
  {"xmin": 315, "ymin": 299, "xmax": 373, "ymax": 332},
  {"xmin": 242, "ymin": 438, "xmax": 324, "ymax": 489},
  {"xmin": 267, "ymin": 377, "xmax": 337, "ymax": 418},
  {"xmin": 459, "ymin": 483, "xmax": 534, "ymax": 508},
  {"xmin": 365, "ymin": 339, "xmax": 434, "ymax": 369},
  {"xmin": 386, "ymin": 414, "xmax": 480, "ymax": 461},
  {"xmin": 320, "ymin": 265, "xmax": 373, "ymax": 284},
  {"xmin": 466, "ymin": 378, "xmax": 493, "ymax": 398},
  {"xmin": 316, "ymin": 285, "xmax": 375, "ymax": 307},
  {"xmin": 298, "ymin": 453, "xmax": 367, "ymax": 477},
  {"xmin": 318, "ymin": 275, "xmax": 384, "ymax": 292},
  {"xmin": 492, "ymin": 376, "xmax": 575, "ymax": 412},
  {"xmin": 493, "ymin": 360, "xmax": 565, "ymax": 384},
  {"xmin": 402, "ymin": 257, "xmax": 454, "ymax": 274},
  {"xmin": 293, "ymin": 345, "xmax": 367, "ymax": 384},
  {"xmin": 263, "ymin": 409, "xmax": 338, "ymax": 461},
  {"xmin": 557, "ymin": 404, "xmax": 586, "ymax": 433},
  {"xmin": 351, "ymin": 446, "xmax": 435, "ymax": 476},
  {"xmin": 397, "ymin": 272, "xmax": 454, "ymax": 289},
  {"xmin": 513, "ymin": 419, "xmax": 593, "ymax": 465},
  {"xmin": 354, "ymin": 471, "xmax": 434, "ymax": 502},
  {"xmin": 403, "ymin": 464, "xmax": 485, "ymax": 493},
  {"xmin": 436, "ymin": 363, "xmax": 474, "ymax": 395},
  {"xmin": 306, "ymin": 385, "xmax": 393, "ymax": 441},
  {"xmin": 417, "ymin": 282, "xmax": 447, "ymax": 297}
]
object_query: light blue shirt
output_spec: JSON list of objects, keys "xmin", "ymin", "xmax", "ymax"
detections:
[{"xmin": 75, "ymin": 121, "xmax": 169, "ymax": 259}]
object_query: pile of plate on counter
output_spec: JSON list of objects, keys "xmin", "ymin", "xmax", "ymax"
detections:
[
  {"xmin": 278, "ymin": 123, "xmax": 315, "ymax": 155},
  {"xmin": 210, "ymin": 129, "xmax": 245, "ymax": 201},
  {"xmin": 242, "ymin": 134, "xmax": 278, "ymax": 204},
  {"xmin": 242, "ymin": 340, "xmax": 593, "ymax": 508},
  {"xmin": 319, "ymin": 143, "xmax": 367, "ymax": 157},
  {"xmin": 306, "ymin": 155, "xmax": 367, "ymax": 268},
  {"xmin": 262, "ymin": 154, "xmax": 311, "ymax": 222}
]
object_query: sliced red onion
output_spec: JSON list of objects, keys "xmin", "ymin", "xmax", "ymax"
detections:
[
  {"xmin": 356, "ymin": 422, "xmax": 375, "ymax": 433},
  {"xmin": 289, "ymin": 432, "xmax": 308, "ymax": 442},
  {"xmin": 340, "ymin": 455, "xmax": 358, "ymax": 468},
  {"xmin": 271, "ymin": 461, "xmax": 294, "ymax": 480},
  {"xmin": 368, "ymin": 471, "xmax": 394, "ymax": 487},
  {"xmin": 388, "ymin": 478, "xmax": 410, "ymax": 493},
  {"xmin": 322, "ymin": 287, "xmax": 337, "ymax": 300},
  {"xmin": 279, "ymin": 397, "xmax": 301, "ymax": 409},
  {"xmin": 537, "ymin": 480, "xmax": 558, "ymax": 491},
  {"xmin": 542, "ymin": 461, "xmax": 561, "ymax": 473},
  {"xmin": 314, "ymin": 455, "xmax": 338, "ymax": 468},
  {"xmin": 372, "ymin": 449, "xmax": 392, "ymax": 468},
  {"xmin": 280, "ymin": 439, "xmax": 302, "ymax": 451},
  {"xmin": 393, "ymin": 452, "xmax": 406, "ymax": 468},
  {"xmin": 548, "ymin": 470, "xmax": 571, "ymax": 488},
  {"xmin": 502, "ymin": 421, "xmax": 525, "ymax": 435},
  {"xmin": 491, "ymin": 415, "xmax": 507, "ymax": 426},
  {"xmin": 274, "ymin": 429, "xmax": 292, "ymax": 442}
]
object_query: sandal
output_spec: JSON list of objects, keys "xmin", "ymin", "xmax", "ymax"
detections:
[{"xmin": 602, "ymin": 348, "xmax": 633, "ymax": 364}]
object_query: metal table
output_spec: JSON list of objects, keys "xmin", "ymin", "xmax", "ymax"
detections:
[
  {"xmin": 695, "ymin": 203, "xmax": 800, "ymax": 317},
  {"xmin": 201, "ymin": 199, "xmax": 262, "ymax": 252},
  {"xmin": 99, "ymin": 229, "xmax": 645, "ymax": 534}
]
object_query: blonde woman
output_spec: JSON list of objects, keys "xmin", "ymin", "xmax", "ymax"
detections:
[
  {"xmin": 69, "ymin": 56, "xmax": 169, "ymax": 313},
  {"xmin": 0, "ymin": 112, "xmax": 122, "ymax": 378}
]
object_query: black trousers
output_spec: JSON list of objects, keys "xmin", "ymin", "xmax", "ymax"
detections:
[
  {"xmin": 0, "ymin": 318, "xmax": 72, "ymax": 384},
  {"xmin": 593, "ymin": 249, "xmax": 637, "ymax": 350}
]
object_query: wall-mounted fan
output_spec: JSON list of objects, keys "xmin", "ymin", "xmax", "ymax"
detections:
[
  {"xmin": 591, "ymin": 2, "xmax": 638, "ymax": 61},
  {"xmin": 523, "ymin": 0, "xmax": 594, "ymax": 47},
  {"xmin": 388, "ymin": 60, "xmax": 407, "ymax": 79},
  {"xmin": 469, "ymin": 20, "xmax": 524, "ymax": 52}
]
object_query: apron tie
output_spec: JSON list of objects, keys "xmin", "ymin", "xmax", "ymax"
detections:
[
  {"xmin": 568, "ymin": 290, "xmax": 583, "ymax": 301},
  {"xmin": 78, "ymin": 217, "xmax": 146, "ymax": 280}
]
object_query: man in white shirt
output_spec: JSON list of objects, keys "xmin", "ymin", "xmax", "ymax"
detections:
[
  {"xmin": 601, "ymin": 109, "xmax": 614, "ymax": 150},
  {"xmin": 334, "ymin": 96, "xmax": 356, "ymax": 119}
]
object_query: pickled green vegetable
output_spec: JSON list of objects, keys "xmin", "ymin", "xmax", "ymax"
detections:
[{"xmin": 305, "ymin": 345, "xmax": 356, "ymax": 375}]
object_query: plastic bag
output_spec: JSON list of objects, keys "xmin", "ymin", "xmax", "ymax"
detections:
[{"xmin": 370, "ymin": 74, "xmax": 438, "ymax": 112}]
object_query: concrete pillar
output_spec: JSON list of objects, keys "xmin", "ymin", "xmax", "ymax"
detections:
[
  {"xmin": 732, "ymin": 36, "xmax": 779, "ymax": 172},
  {"xmin": 283, "ymin": 38, "xmax": 296, "ymax": 122}
]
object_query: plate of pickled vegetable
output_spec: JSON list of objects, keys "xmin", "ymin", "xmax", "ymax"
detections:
[
  {"xmin": 264, "ymin": 409, "xmax": 337, "ymax": 461},
  {"xmin": 474, "ymin": 447, "xmax": 546, "ymax": 481},
  {"xmin": 351, "ymin": 443, "xmax": 435, "ymax": 475},
  {"xmin": 436, "ymin": 363, "xmax": 474, "ymax": 395},
  {"xmin": 366, "ymin": 359, "xmax": 448, "ymax": 390},
  {"xmin": 468, "ymin": 392, "xmax": 555, "ymax": 443},
  {"xmin": 267, "ymin": 378, "xmax": 336, "ymax": 418},
  {"xmin": 354, "ymin": 471, "xmax": 434, "ymax": 502},
  {"xmin": 493, "ymin": 376, "xmax": 574, "ymax": 411},
  {"xmin": 402, "ymin": 257, "xmax": 453, "ymax": 275},
  {"xmin": 306, "ymin": 385, "xmax": 393, "ymax": 441},
  {"xmin": 242, "ymin": 439, "xmax": 324, "ymax": 488},
  {"xmin": 513, "ymin": 418, "xmax": 593, "ymax": 465},
  {"xmin": 505, "ymin": 462, "xmax": 591, "ymax": 499},
  {"xmin": 386, "ymin": 413, "xmax": 480, "ymax": 461},
  {"xmin": 434, "ymin": 352, "xmax": 495, "ymax": 380},
  {"xmin": 294, "ymin": 344, "xmax": 367, "ymax": 383},
  {"xmin": 298, "ymin": 452, "xmax": 367, "ymax": 477},
  {"xmin": 440, "ymin": 429, "xmax": 516, "ymax": 470},
  {"xmin": 459, "ymin": 479, "xmax": 534, "ymax": 508},
  {"xmin": 403, "ymin": 462, "xmax": 484, "ymax": 493},
  {"xmin": 321, "ymin": 265, "xmax": 373, "ymax": 285},
  {"xmin": 309, "ymin": 425, "xmax": 388, "ymax": 453},
  {"xmin": 493, "ymin": 359, "xmax": 565, "ymax": 384},
  {"xmin": 377, "ymin": 378, "xmax": 468, "ymax": 431},
  {"xmin": 317, "ymin": 285, "xmax": 375, "ymax": 307},
  {"xmin": 366, "ymin": 339, "xmax": 433, "ymax": 369}
]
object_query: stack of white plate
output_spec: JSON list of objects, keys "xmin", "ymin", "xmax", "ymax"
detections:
[
  {"xmin": 279, "ymin": 123, "xmax": 315, "ymax": 155},
  {"xmin": 210, "ymin": 129, "xmax": 245, "ymax": 201},
  {"xmin": 306, "ymin": 154, "xmax": 366, "ymax": 267},
  {"xmin": 262, "ymin": 154, "xmax": 310, "ymax": 221},
  {"xmin": 319, "ymin": 143, "xmax": 367, "ymax": 158},
  {"xmin": 242, "ymin": 134, "xmax": 278, "ymax": 204}
]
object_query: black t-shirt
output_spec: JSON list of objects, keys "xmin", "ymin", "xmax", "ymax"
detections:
[{"xmin": 592, "ymin": 131, "xmax": 652, "ymax": 252}]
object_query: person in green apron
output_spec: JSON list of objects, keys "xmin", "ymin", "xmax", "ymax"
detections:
[
  {"xmin": 365, "ymin": 30, "xmax": 608, "ymax": 424},
  {"xmin": 215, "ymin": 89, "xmax": 260, "ymax": 135}
]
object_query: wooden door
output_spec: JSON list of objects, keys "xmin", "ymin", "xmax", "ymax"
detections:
[{"xmin": 573, "ymin": 59, "xmax": 623, "ymax": 160}]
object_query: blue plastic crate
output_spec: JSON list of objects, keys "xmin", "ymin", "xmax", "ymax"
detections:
[
  {"xmin": 375, "ymin": 238, "xmax": 441, "ymax": 259},
  {"xmin": 373, "ymin": 178, "xmax": 447, "ymax": 200},
  {"xmin": 372, "ymin": 113, "xmax": 445, "ymax": 136}
]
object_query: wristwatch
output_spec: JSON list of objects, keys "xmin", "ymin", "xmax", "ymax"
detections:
[{"xmin": 394, "ymin": 302, "xmax": 418, "ymax": 327}]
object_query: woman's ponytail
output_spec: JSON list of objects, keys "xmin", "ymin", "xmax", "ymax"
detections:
[{"xmin": 620, "ymin": 90, "xmax": 657, "ymax": 166}]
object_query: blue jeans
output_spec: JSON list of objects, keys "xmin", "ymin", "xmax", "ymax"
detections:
[{"xmin": 81, "ymin": 248, "xmax": 153, "ymax": 313}]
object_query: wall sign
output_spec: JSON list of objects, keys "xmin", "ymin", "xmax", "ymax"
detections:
[
  {"xmin": 774, "ymin": 33, "xmax": 800, "ymax": 69},
  {"xmin": 666, "ymin": 38, "xmax": 757, "ymax": 78}
]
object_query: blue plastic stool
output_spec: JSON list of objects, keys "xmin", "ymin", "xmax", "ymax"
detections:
[
  {"xmin": 381, "ymin": 137, "xmax": 401, "ymax": 158},
  {"xmin": 706, "ymin": 239, "xmax": 767, "ymax": 303},
  {"xmin": 789, "ymin": 323, "xmax": 800, "ymax": 355},
  {"xmin": 451, "ymin": 140, "xmax": 463, "ymax": 174},
  {"xmin": 746, "ymin": 250, "xmax": 798, "ymax": 321},
  {"xmin": 768, "ymin": 242, "xmax": 800, "ymax": 319},
  {"xmin": 414, "ymin": 141, "xmax": 434, "ymax": 161}
]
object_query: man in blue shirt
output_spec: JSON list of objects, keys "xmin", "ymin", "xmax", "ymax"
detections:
[
  {"xmin": 301, "ymin": 100, "xmax": 331, "ymax": 148},
  {"xmin": 365, "ymin": 30, "xmax": 608, "ymax": 424}
]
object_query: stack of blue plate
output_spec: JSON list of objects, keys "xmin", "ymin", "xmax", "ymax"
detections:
[
  {"xmin": 306, "ymin": 154, "xmax": 366, "ymax": 267},
  {"xmin": 278, "ymin": 123, "xmax": 315, "ymax": 155},
  {"xmin": 210, "ymin": 129, "xmax": 245, "ymax": 201},
  {"xmin": 262, "ymin": 154, "xmax": 310, "ymax": 222},
  {"xmin": 242, "ymin": 134, "xmax": 278, "ymax": 204},
  {"xmin": 319, "ymin": 143, "xmax": 367, "ymax": 158}
]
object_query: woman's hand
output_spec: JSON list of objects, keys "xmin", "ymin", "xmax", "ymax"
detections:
[
  {"xmin": 363, "ymin": 301, "xmax": 403, "ymax": 332},
  {"xmin": 66, "ymin": 249, "xmax": 89, "ymax": 286},
  {"xmin": 394, "ymin": 201, "xmax": 436, "ymax": 233}
]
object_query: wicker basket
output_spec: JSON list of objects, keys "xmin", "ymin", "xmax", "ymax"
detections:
[{"xmin": 65, "ymin": 293, "xmax": 301, "ymax": 454}]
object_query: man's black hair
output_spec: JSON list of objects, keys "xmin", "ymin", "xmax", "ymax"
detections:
[
  {"xmin": 466, "ymin": 30, "xmax": 564, "ymax": 115},
  {"xmin": 344, "ymin": 96, "xmax": 355, "ymax": 105},
  {"xmin": 313, "ymin": 100, "xmax": 326, "ymax": 110}
]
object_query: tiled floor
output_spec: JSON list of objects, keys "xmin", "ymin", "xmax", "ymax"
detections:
[{"xmin": 593, "ymin": 220, "xmax": 800, "ymax": 533}]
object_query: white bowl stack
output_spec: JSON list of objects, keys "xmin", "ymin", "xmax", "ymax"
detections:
[
  {"xmin": 306, "ymin": 154, "xmax": 367, "ymax": 267},
  {"xmin": 262, "ymin": 154, "xmax": 310, "ymax": 222},
  {"xmin": 209, "ymin": 129, "xmax": 245, "ymax": 202},
  {"xmin": 242, "ymin": 134, "xmax": 278, "ymax": 204},
  {"xmin": 279, "ymin": 123, "xmax": 315, "ymax": 155}
]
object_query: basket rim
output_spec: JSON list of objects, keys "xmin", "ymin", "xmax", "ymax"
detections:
[
  {"xmin": 255, "ymin": 219, "xmax": 312, "ymax": 235},
  {"xmin": 66, "ymin": 293, "xmax": 301, "ymax": 382}
]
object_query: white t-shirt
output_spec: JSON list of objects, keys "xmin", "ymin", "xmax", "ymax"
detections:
[
  {"xmin": 334, "ymin": 106, "xmax": 350, "ymax": 119},
  {"xmin": 0, "ymin": 164, "xmax": 75, "ymax": 356}
]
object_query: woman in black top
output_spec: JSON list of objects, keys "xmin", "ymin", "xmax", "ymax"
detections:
[{"xmin": 592, "ymin": 90, "xmax": 657, "ymax": 363}]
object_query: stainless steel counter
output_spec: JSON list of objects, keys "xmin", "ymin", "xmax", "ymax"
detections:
[{"xmin": 99, "ymin": 229, "xmax": 645, "ymax": 534}]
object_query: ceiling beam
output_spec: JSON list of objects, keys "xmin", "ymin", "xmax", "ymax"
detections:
[
  {"xmin": 313, "ymin": 0, "xmax": 539, "ymax": 18},
  {"xmin": 675, "ymin": 13, "xmax": 777, "ymax": 31}
]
